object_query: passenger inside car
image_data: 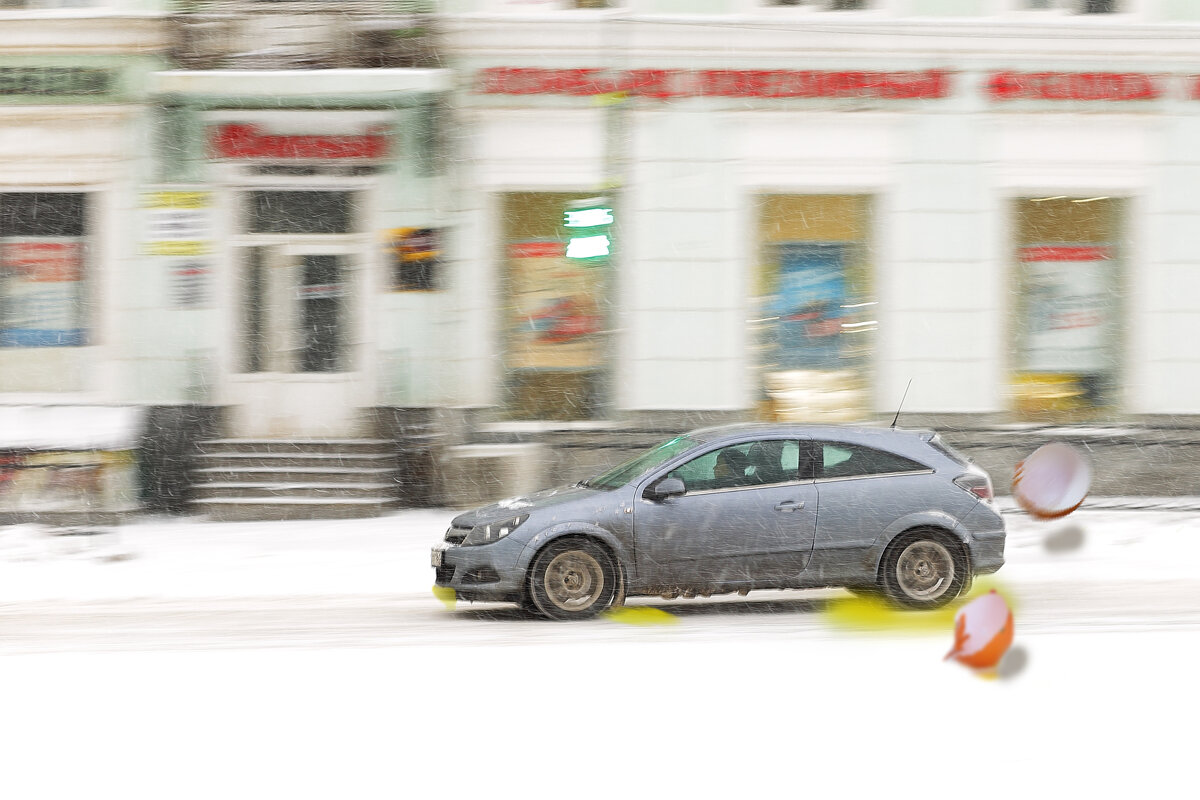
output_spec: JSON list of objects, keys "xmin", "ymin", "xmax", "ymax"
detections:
[{"xmin": 713, "ymin": 448, "xmax": 754, "ymax": 489}]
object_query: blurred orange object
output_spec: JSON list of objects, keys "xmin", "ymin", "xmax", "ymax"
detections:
[
  {"xmin": 945, "ymin": 590, "xmax": 1014, "ymax": 670},
  {"xmin": 1012, "ymin": 442, "xmax": 1092, "ymax": 520}
]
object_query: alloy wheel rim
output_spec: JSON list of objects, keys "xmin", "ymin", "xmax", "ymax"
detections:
[
  {"xmin": 896, "ymin": 540, "xmax": 955, "ymax": 601},
  {"xmin": 544, "ymin": 551, "xmax": 605, "ymax": 612}
]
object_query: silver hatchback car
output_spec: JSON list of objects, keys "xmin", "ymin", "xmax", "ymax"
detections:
[{"xmin": 432, "ymin": 424, "xmax": 1006, "ymax": 619}]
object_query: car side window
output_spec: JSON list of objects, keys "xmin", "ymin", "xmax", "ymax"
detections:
[
  {"xmin": 818, "ymin": 442, "xmax": 929, "ymax": 480},
  {"xmin": 668, "ymin": 440, "xmax": 801, "ymax": 492},
  {"xmin": 667, "ymin": 450, "xmax": 721, "ymax": 490}
]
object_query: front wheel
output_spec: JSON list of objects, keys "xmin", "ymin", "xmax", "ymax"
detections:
[
  {"xmin": 528, "ymin": 538, "xmax": 619, "ymax": 620},
  {"xmin": 881, "ymin": 532, "xmax": 967, "ymax": 610}
]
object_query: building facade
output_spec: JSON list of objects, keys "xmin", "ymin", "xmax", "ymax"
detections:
[
  {"xmin": 2, "ymin": 1, "xmax": 454, "ymax": 518},
  {"xmin": 6, "ymin": 1, "xmax": 1200, "ymax": 516},
  {"xmin": 442, "ymin": 0, "xmax": 1200, "ymax": 435},
  {"xmin": 0, "ymin": 6, "xmax": 163, "ymax": 520}
]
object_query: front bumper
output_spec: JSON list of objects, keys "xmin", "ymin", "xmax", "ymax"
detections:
[{"xmin": 432, "ymin": 535, "xmax": 527, "ymax": 603}]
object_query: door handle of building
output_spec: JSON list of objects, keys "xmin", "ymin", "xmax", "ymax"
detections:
[{"xmin": 775, "ymin": 500, "xmax": 804, "ymax": 512}]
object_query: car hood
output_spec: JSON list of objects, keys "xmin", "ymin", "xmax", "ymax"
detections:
[{"xmin": 451, "ymin": 484, "xmax": 601, "ymax": 527}]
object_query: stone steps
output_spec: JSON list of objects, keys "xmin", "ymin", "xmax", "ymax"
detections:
[{"xmin": 189, "ymin": 439, "xmax": 400, "ymax": 521}]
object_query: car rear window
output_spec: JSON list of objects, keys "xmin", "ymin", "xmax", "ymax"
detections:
[{"xmin": 818, "ymin": 442, "xmax": 930, "ymax": 479}]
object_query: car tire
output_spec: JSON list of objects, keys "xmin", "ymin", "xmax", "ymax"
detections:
[
  {"xmin": 880, "ymin": 530, "xmax": 967, "ymax": 610},
  {"xmin": 528, "ymin": 538, "xmax": 619, "ymax": 621}
]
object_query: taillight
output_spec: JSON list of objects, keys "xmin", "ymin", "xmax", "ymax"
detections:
[{"xmin": 954, "ymin": 473, "xmax": 994, "ymax": 502}]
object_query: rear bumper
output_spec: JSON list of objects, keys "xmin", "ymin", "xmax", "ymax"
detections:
[
  {"xmin": 959, "ymin": 500, "xmax": 1006, "ymax": 575},
  {"xmin": 968, "ymin": 529, "xmax": 1006, "ymax": 575}
]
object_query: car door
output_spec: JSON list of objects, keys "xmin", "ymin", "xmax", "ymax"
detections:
[{"xmin": 634, "ymin": 438, "xmax": 818, "ymax": 589}]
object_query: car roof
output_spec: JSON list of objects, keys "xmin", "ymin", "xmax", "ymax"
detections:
[{"xmin": 685, "ymin": 422, "xmax": 936, "ymax": 445}]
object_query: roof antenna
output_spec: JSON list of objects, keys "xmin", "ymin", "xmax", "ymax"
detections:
[{"xmin": 891, "ymin": 379, "xmax": 913, "ymax": 429}]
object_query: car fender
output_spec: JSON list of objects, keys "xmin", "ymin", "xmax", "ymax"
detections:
[
  {"xmin": 516, "ymin": 522, "xmax": 631, "ymax": 582},
  {"xmin": 864, "ymin": 510, "xmax": 973, "ymax": 574}
]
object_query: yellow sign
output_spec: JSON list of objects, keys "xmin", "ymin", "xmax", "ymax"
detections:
[
  {"xmin": 143, "ymin": 191, "xmax": 210, "ymax": 210},
  {"xmin": 146, "ymin": 240, "xmax": 209, "ymax": 257}
]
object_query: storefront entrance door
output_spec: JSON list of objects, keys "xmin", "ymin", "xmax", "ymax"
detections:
[{"xmin": 229, "ymin": 242, "xmax": 369, "ymax": 437}]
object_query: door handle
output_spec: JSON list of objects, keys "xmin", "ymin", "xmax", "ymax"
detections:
[{"xmin": 774, "ymin": 500, "xmax": 804, "ymax": 512}]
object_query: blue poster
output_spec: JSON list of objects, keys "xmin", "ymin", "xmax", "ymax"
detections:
[{"xmin": 770, "ymin": 243, "xmax": 847, "ymax": 370}]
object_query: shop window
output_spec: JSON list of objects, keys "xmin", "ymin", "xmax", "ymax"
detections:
[
  {"xmin": 755, "ymin": 195, "xmax": 875, "ymax": 423},
  {"xmin": 246, "ymin": 191, "xmax": 357, "ymax": 235},
  {"xmin": 0, "ymin": 192, "xmax": 89, "ymax": 348},
  {"xmin": 500, "ymin": 192, "xmax": 611, "ymax": 421},
  {"xmin": 1010, "ymin": 196, "xmax": 1123, "ymax": 419}
]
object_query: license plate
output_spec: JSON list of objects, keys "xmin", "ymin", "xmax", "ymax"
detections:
[{"xmin": 431, "ymin": 543, "xmax": 448, "ymax": 567}]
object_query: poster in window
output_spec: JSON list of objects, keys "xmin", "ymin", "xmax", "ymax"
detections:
[
  {"xmin": 169, "ymin": 259, "xmax": 210, "ymax": 307},
  {"xmin": 388, "ymin": 227, "xmax": 441, "ymax": 291},
  {"xmin": 0, "ymin": 239, "xmax": 85, "ymax": 347},
  {"xmin": 770, "ymin": 243, "xmax": 847, "ymax": 371},
  {"xmin": 507, "ymin": 241, "xmax": 603, "ymax": 371},
  {"xmin": 1019, "ymin": 245, "xmax": 1112, "ymax": 374}
]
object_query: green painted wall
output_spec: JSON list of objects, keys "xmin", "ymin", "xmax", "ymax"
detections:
[{"xmin": 1161, "ymin": 0, "xmax": 1200, "ymax": 21}]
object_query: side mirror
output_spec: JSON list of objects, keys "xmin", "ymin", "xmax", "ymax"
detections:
[{"xmin": 646, "ymin": 477, "xmax": 686, "ymax": 502}]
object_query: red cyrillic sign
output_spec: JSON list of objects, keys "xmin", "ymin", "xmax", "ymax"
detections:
[
  {"xmin": 508, "ymin": 242, "xmax": 565, "ymax": 259},
  {"xmin": 1021, "ymin": 246, "xmax": 1113, "ymax": 262},
  {"xmin": 477, "ymin": 68, "xmax": 951, "ymax": 100},
  {"xmin": 210, "ymin": 124, "xmax": 388, "ymax": 160},
  {"xmin": 987, "ymin": 72, "xmax": 1160, "ymax": 102}
]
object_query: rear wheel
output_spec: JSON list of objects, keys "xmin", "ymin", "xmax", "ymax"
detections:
[
  {"xmin": 528, "ymin": 538, "xmax": 618, "ymax": 620},
  {"xmin": 881, "ymin": 531, "xmax": 967, "ymax": 610}
]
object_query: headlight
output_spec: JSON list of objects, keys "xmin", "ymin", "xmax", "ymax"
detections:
[{"xmin": 462, "ymin": 515, "xmax": 528, "ymax": 546}]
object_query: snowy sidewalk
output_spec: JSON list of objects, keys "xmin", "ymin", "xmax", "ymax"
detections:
[{"xmin": 0, "ymin": 509, "xmax": 456, "ymax": 603}]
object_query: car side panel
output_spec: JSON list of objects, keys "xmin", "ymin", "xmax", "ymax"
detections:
[{"xmin": 807, "ymin": 473, "xmax": 975, "ymax": 587}]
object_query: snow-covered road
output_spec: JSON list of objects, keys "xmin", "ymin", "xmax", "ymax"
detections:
[
  {"xmin": 3, "ymin": 505, "xmax": 1198, "ymax": 798},
  {"xmin": 3, "ymin": 577, "xmax": 1200, "ymax": 655}
]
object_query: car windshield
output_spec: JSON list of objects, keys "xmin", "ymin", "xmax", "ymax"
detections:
[{"xmin": 582, "ymin": 435, "xmax": 701, "ymax": 490}]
